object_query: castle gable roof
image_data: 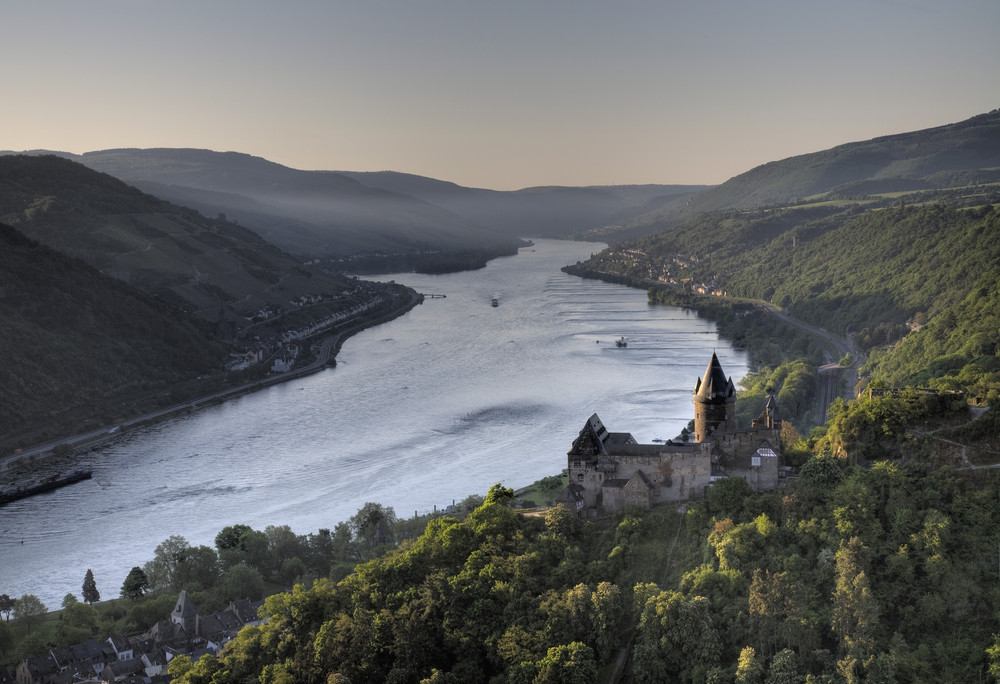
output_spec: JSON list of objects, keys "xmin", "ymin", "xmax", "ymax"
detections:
[{"xmin": 568, "ymin": 413, "xmax": 610, "ymax": 456}]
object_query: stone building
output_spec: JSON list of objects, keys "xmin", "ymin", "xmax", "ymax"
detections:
[{"xmin": 562, "ymin": 353, "xmax": 782, "ymax": 516}]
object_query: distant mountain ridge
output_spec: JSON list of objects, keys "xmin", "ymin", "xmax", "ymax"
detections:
[
  {"xmin": 4, "ymin": 148, "xmax": 710, "ymax": 254},
  {"xmin": 338, "ymin": 170, "xmax": 708, "ymax": 238},
  {"xmin": 66, "ymin": 148, "xmax": 520, "ymax": 259},
  {"xmin": 617, "ymin": 109, "xmax": 1000, "ymax": 232},
  {"xmin": 0, "ymin": 154, "xmax": 353, "ymax": 319}
]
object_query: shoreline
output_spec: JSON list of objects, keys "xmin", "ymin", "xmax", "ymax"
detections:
[{"xmin": 1, "ymin": 290, "xmax": 424, "ymax": 473}]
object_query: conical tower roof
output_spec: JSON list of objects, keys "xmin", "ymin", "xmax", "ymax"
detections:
[
  {"xmin": 693, "ymin": 352, "xmax": 736, "ymax": 404},
  {"xmin": 173, "ymin": 590, "xmax": 197, "ymax": 620}
]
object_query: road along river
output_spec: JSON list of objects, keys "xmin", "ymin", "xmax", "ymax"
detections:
[{"xmin": 1, "ymin": 239, "xmax": 747, "ymax": 607}]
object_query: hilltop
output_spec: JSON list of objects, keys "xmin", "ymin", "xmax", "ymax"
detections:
[
  {"xmin": 612, "ymin": 109, "xmax": 1000, "ymax": 235},
  {"xmin": 339, "ymin": 169, "xmax": 707, "ymax": 240},
  {"xmin": 0, "ymin": 155, "xmax": 356, "ymax": 319},
  {"xmin": 53, "ymin": 148, "xmax": 527, "ymax": 263}
]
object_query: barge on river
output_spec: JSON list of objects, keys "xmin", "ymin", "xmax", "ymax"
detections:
[{"xmin": 0, "ymin": 470, "xmax": 92, "ymax": 507}]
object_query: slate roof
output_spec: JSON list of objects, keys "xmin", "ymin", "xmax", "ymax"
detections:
[
  {"xmin": 103, "ymin": 657, "xmax": 144, "ymax": 681},
  {"xmin": 19, "ymin": 654, "xmax": 58, "ymax": 680},
  {"xmin": 228, "ymin": 599, "xmax": 262, "ymax": 624},
  {"xmin": 693, "ymin": 352, "xmax": 736, "ymax": 404},
  {"xmin": 173, "ymin": 590, "xmax": 198, "ymax": 620},
  {"xmin": 568, "ymin": 414, "xmax": 610, "ymax": 456}
]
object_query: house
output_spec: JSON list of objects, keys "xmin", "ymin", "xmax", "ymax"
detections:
[
  {"xmin": 15, "ymin": 655, "xmax": 58, "ymax": 684},
  {"xmin": 106, "ymin": 636, "xmax": 133, "ymax": 662},
  {"xmin": 15, "ymin": 593, "xmax": 264, "ymax": 684},
  {"xmin": 562, "ymin": 353, "xmax": 783, "ymax": 516},
  {"xmin": 99, "ymin": 658, "xmax": 144, "ymax": 683}
]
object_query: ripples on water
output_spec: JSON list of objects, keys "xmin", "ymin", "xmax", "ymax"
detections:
[{"xmin": 1, "ymin": 239, "xmax": 747, "ymax": 606}]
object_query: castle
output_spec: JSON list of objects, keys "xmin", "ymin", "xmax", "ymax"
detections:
[{"xmin": 560, "ymin": 353, "xmax": 782, "ymax": 516}]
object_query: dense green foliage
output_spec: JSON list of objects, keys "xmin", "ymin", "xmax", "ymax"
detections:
[
  {"xmin": 736, "ymin": 359, "xmax": 819, "ymax": 430},
  {"xmin": 863, "ymin": 267, "xmax": 1000, "ymax": 398},
  {"xmin": 158, "ymin": 442, "xmax": 1000, "ymax": 684},
  {"xmin": 729, "ymin": 205, "xmax": 1000, "ymax": 339}
]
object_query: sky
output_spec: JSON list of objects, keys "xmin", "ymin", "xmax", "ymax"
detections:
[{"xmin": 3, "ymin": 0, "xmax": 999, "ymax": 190}]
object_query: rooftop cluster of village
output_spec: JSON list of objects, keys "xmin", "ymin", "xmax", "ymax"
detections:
[
  {"xmin": 224, "ymin": 280, "xmax": 405, "ymax": 373},
  {"xmin": 592, "ymin": 247, "xmax": 729, "ymax": 297},
  {"xmin": 7, "ymin": 591, "xmax": 261, "ymax": 684}
]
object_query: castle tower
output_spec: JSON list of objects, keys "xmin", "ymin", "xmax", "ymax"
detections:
[
  {"xmin": 752, "ymin": 393, "xmax": 781, "ymax": 431},
  {"xmin": 692, "ymin": 352, "xmax": 736, "ymax": 442}
]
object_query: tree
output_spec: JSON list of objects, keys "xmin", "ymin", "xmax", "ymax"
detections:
[
  {"xmin": 216, "ymin": 524, "xmax": 254, "ymax": 552},
  {"xmin": 0, "ymin": 594, "xmax": 13, "ymax": 621},
  {"xmin": 484, "ymin": 482, "xmax": 515, "ymax": 507},
  {"xmin": 707, "ymin": 477, "xmax": 752, "ymax": 517},
  {"xmin": 735, "ymin": 646, "xmax": 764, "ymax": 684},
  {"xmin": 145, "ymin": 536, "xmax": 219, "ymax": 592},
  {"xmin": 832, "ymin": 537, "xmax": 880, "ymax": 681},
  {"xmin": 544, "ymin": 504, "xmax": 579, "ymax": 539},
  {"xmin": 82, "ymin": 568, "xmax": 100, "ymax": 604},
  {"xmin": 217, "ymin": 564, "xmax": 265, "ymax": 602},
  {"xmin": 13, "ymin": 594, "xmax": 47, "ymax": 634},
  {"xmin": 533, "ymin": 642, "xmax": 597, "ymax": 684},
  {"xmin": 349, "ymin": 502, "xmax": 398, "ymax": 559},
  {"xmin": 168, "ymin": 654, "xmax": 193, "ymax": 680},
  {"xmin": 121, "ymin": 566, "xmax": 150, "ymax": 602},
  {"xmin": 766, "ymin": 648, "xmax": 802, "ymax": 684},
  {"xmin": 61, "ymin": 593, "xmax": 78, "ymax": 609},
  {"xmin": 62, "ymin": 601, "xmax": 99, "ymax": 632}
]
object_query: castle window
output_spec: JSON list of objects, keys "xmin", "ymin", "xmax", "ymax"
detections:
[{"xmin": 751, "ymin": 455, "xmax": 761, "ymax": 467}]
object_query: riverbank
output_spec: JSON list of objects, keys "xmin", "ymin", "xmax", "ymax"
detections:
[{"xmin": 0, "ymin": 289, "xmax": 424, "ymax": 472}]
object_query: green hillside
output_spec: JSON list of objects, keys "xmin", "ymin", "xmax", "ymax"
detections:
[{"xmin": 0, "ymin": 222, "xmax": 225, "ymax": 449}]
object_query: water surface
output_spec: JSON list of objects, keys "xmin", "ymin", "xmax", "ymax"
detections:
[{"xmin": 0, "ymin": 239, "xmax": 747, "ymax": 607}]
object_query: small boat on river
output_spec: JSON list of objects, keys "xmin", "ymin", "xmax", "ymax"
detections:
[{"xmin": 616, "ymin": 336, "xmax": 628, "ymax": 348}]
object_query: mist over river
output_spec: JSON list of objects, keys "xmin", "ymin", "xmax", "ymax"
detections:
[{"xmin": 1, "ymin": 239, "xmax": 747, "ymax": 607}]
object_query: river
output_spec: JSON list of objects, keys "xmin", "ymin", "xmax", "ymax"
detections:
[{"xmin": 0, "ymin": 239, "xmax": 747, "ymax": 608}]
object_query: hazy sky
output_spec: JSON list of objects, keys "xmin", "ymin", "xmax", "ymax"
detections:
[{"xmin": 3, "ymin": 1, "xmax": 998, "ymax": 190}]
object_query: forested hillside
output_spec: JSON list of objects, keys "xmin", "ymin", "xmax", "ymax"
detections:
[
  {"xmin": 0, "ymin": 223, "xmax": 224, "ymax": 448},
  {"xmin": 864, "ymin": 267, "xmax": 1000, "ymax": 398},
  {"xmin": 161, "ymin": 407, "xmax": 1000, "ymax": 683},
  {"xmin": 577, "ymin": 197, "xmax": 1000, "ymax": 417}
]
